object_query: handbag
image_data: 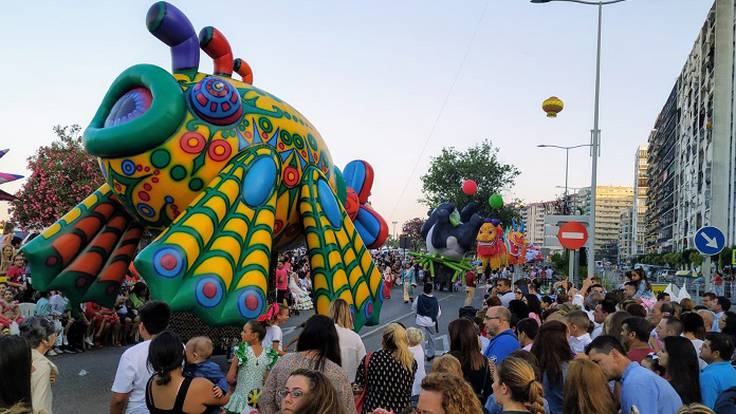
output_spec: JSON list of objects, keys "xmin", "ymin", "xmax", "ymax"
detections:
[{"xmin": 354, "ymin": 352, "xmax": 373, "ymax": 414}]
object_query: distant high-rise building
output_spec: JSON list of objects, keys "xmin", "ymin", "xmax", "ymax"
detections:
[
  {"xmin": 522, "ymin": 201, "xmax": 557, "ymax": 248},
  {"xmin": 632, "ymin": 145, "xmax": 648, "ymax": 258},
  {"xmin": 579, "ymin": 186, "xmax": 634, "ymax": 259},
  {"xmin": 646, "ymin": 1, "xmax": 736, "ymax": 252}
]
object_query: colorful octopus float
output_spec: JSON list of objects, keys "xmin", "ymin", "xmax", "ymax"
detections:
[{"xmin": 22, "ymin": 2, "xmax": 388, "ymax": 330}]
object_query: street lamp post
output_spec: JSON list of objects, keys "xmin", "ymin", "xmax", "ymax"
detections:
[
  {"xmin": 532, "ymin": 0, "xmax": 628, "ymax": 278},
  {"xmin": 537, "ymin": 144, "xmax": 591, "ymax": 214}
]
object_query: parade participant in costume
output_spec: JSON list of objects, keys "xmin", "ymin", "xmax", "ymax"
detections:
[
  {"xmin": 288, "ymin": 270, "xmax": 313, "ymax": 312},
  {"xmin": 259, "ymin": 304, "xmax": 290, "ymax": 356},
  {"xmin": 382, "ymin": 265, "xmax": 394, "ymax": 300},
  {"xmin": 402, "ymin": 262, "xmax": 416, "ymax": 304},
  {"xmin": 225, "ymin": 321, "xmax": 278, "ymax": 413},
  {"xmin": 413, "ymin": 283, "xmax": 441, "ymax": 360}
]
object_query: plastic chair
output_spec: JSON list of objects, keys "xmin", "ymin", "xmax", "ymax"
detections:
[{"xmin": 18, "ymin": 302, "xmax": 36, "ymax": 319}]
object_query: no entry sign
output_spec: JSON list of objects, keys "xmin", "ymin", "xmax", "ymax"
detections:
[{"xmin": 557, "ymin": 221, "xmax": 588, "ymax": 250}]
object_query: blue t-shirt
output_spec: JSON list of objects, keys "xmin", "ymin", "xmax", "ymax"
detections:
[
  {"xmin": 621, "ymin": 362, "xmax": 681, "ymax": 414},
  {"xmin": 183, "ymin": 360, "xmax": 228, "ymax": 392},
  {"xmin": 483, "ymin": 329, "xmax": 520, "ymax": 364},
  {"xmin": 700, "ymin": 361, "xmax": 736, "ymax": 408}
]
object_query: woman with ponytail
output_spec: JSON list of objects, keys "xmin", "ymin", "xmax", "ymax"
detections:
[
  {"xmin": 145, "ymin": 331, "xmax": 229, "ymax": 413},
  {"xmin": 354, "ymin": 323, "xmax": 418, "ymax": 413},
  {"xmin": 491, "ymin": 356, "xmax": 545, "ymax": 414}
]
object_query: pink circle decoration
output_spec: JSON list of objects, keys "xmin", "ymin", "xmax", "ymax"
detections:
[
  {"xmin": 208, "ymin": 140, "xmax": 232, "ymax": 162},
  {"xmin": 245, "ymin": 294, "xmax": 259, "ymax": 311},
  {"xmin": 180, "ymin": 132, "xmax": 206, "ymax": 154},
  {"xmin": 462, "ymin": 179, "xmax": 477, "ymax": 196}
]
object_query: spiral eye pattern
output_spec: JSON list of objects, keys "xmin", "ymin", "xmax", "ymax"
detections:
[
  {"xmin": 189, "ymin": 76, "xmax": 243, "ymax": 125},
  {"xmin": 104, "ymin": 87, "xmax": 152, "ymax": 128}
]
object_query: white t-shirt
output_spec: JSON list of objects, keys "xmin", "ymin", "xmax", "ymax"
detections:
[
  {"xmin": 409, "ymin": 344, "xmax": 426, "ymax": 397},
  {"xmin": 262, "ymin": 325, "xmax": 283, "ymax": 350},
  {"xmin": 335, "ymin": 324, "xmax": 367, "ymax": 382},
  {"xmin": 111, "ymin": 340, "xmax": 153, "ymax": 414}
]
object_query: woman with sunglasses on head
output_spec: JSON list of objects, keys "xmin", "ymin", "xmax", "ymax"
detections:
[{"xmin": 280, "ymin": 368, "xmax": 346, "ymax": 414}]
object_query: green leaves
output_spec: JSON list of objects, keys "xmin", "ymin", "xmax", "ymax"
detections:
[{"xmin": 420, "ymin": 139, "xmax": 521, "ymax": 225}]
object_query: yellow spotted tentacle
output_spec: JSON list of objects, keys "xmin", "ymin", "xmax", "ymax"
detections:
[
  {"xmin": 299, "ymin": 167, "xmax": 381, "ymax": 331},
  {"xmin": 134, "ymin": 145, "xmax": 281, "ymax": 326}
]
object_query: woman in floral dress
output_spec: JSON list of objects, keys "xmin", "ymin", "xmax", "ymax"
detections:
[{"xmin": 225, "ymin": 320, "xmax": 279, "ymax": 414}]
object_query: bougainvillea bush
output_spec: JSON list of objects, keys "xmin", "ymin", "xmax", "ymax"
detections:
[{"xmin": 10, "ymin": 125, "xmax": 104, "ymax": 230}]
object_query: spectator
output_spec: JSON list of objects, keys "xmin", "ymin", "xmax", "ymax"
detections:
[
  {"xmin": 491, "ymin": 356, "xmax": 545, "ymax": 414},
  {"xmin": 603, "ymin": 310, "xmax": 632, "ymax": 346},
  {"xmin": 625, "ymin": 303, "xmax": 647, "ymax": 318},
  {"xmin": 681, "ymin": 298, "xmax": 695, "ymax": 313},
  {"xmin": 275, "ymin": 260, "xmax": 290, "ymax": 306},
  {"xmin": 224, "ymin": 321, "xmax": 277, "ymax": 413},
  {"xmin": 531, "ymin": 321, "xmax": 572, "ymax": 414},
  {"xmin": 703, "ymin": 293, "xmax": 717, "ymax": 312},
  {"xmin": 0, "ymin": 287, "xmax": 22, "ymax": 335},
  {"xmin": 259, "ymin": 303, "xmax": 290, "ymax": 356},
  {"xmin": 448, "ymin": 318, "xmax": 492, "ymax": 403},
  {"xmin": 621, "ymin": 317, "xmax": 654, "ymax": 363},
  {"xmin": 430, "ymin": 354, "xmax": 464, "ymax": 378},
  {"xmin": 586, "ymin": 335, "xmax": 682, "ymax": 414},
  {"xmin": 676, "ymin": 403, "xmax": 717, "ymax": 414},
  {"xmin": 699, "ymin": 333, "xmax": 736, "ymax": 408},
  {"xmin": 329, "ymin": 299, "xmax": 366, "ymax": 383},
  {"xmin": 525, "ymin": 294, "xmax": 542, "ymax": 324},
  {"xmin": 494, "ymin": 278, "xmax": 516, "ymax": 307},
  {"xmin": 516, "ymin": 318, "xmax": 538, "ymax": 352},
  {"xmin": 0, "ymin": 335, "xmax": 32, "ymax": 412},
  {"xmin": 562, "ymin": 359, "xmax": 615, "ymax": 414},
  {"xmin": 110, "ymin": 300, "xmax": 171, "ymax": 414},
  {"xmin": 406, "ymin": 328, "xmax": 426, "ymax": 405},
  {"xmin": 714, "ymin": 386, "xmax": 736, "ymax": 414},
  {"xmin": 260, "ymin": 315, "xmax": 354, "ymax": 414},
  {"xmin": 656, "ymin": 316, "xmax": 684, "ymax": 341},
  {"xmin": 698, "ymin": 310, "xmax": 717, "ymax": 333},
  {"xmin": 712, "ymin": 297, "xmax": 731, "ymax": 332},
  {"xmin": 566, "ymin": 310, "xmax": 591, "ymax": 355},
  {"xmin": 354, "ymin": 323, "xmax": 417, "ymax": 414},
  {"xmin": 658, "ymin": 336, "xmax": 702, "ymax": 404},
  {"xmin": 145, "ymin": 331, "xmax": 228, "ymax": 413},
  {"xmin": 184, "ymin": 337, "xmax": 228, "ymax": 396},
  {"xmin": 682, "ymin": 312, "xmax": 707, "ymax": 354},
  {"xmin": 413, "ymin": 283, "xmax": 440, "ymax": 361},
  {"xmin": 508, "ymin": 300, "xmax": 530, "ymax": 328},
  {"xmin": 628, "ymin": 268, "xmax": 653, "ymax": 299},
  {"xmin": 20, "ymin": 316, "xmax": 59, "ymax": 414},
  {"xmin": 592, "ymin": 300, "xmax": 616, "ymax": 339},
  {"xmin": 483, "ymin": 306, "xmax": 520, "ymax": 364},
  {"xmin": 279, "ymin": 369, "xmax": 346, "ymax": 414},
  {"xmin": 717, "ymin": 311, "xmax": 736, "ymax": 343},
  {"xmin": 485, "ymin": 350, "xmax": 551, "ymax": 414},
  {"xmin": 34, "ymin": 291, "xmax": 51, "ymax": 317},
  {"xmin": 416, "ymin": 373, "xmax": 484, "ymax": 414}
]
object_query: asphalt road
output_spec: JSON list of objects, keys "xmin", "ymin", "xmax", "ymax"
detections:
[{"xmin": 50, "ymin": 283, "xmax": 486, "ymax": 414}]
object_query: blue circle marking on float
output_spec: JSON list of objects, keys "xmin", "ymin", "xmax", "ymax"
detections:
[
  {"xmin": 317, "ymin": 179, "xmax": 342, "ymax": 229},
  {"xmin": 195, "ymin": 276, "xmax": 224, "ymax": 308},
  {"xmin": 694, "ymin": 226, "xmax": 726, "ymax": 256},
  {"xmin": 241, "ymin": 157, "xmax": 277, "ymax": 207}
]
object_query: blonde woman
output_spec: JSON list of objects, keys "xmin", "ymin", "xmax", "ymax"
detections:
[
  {"xmin": 406, "ymin": 327, "xmax": 426, "ymax": 403},
  {"xmin": 329, "ymin": 299, "xmax": 366, "ymax": 382},
  {"xmin": 417, "ymin": 373, "xmax": 484, "ymax": 414},
  {"xmin": 354, "ymin": 323, "xmax": 417, "ymax": 413}
]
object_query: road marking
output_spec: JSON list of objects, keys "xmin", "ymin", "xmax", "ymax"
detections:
[
  {"xmin": 282, "ymin": 327, "xmax": 296, "ymax": 335},
  {"xmin": 359, "ymin": 295, "xmax": 455, "ymax": 339}
]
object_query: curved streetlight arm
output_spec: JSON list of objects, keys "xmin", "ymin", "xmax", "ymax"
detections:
[
  {"xmin": 537, "ymin": 144, "xmax": 592, "ymax": 149},
  {"xmin": 531, "ymin": 0, "xmax": 627, "ymax": 5}
]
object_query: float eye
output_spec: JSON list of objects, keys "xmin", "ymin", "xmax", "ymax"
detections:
[
  {"xmin": 189, "ymin": 76, "xmax": 242, "ymax": 126},
  {"xmin": 104, "ymin": 87, "xmax": 153, "ymax": 128}
]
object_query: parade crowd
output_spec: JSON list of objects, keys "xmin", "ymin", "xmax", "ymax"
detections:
[{"xmin": 2, "ymin": 240, "xmax": 736, "ymax": 414}]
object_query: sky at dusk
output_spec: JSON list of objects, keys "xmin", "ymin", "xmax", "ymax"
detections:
[{"xmin": 0, "ymin": 1, "xmax": 715, "ymax": 231}]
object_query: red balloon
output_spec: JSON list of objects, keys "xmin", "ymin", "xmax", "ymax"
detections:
[{"xmin": 462, "ymin": 179, "xmax": 477, "ymax": 195}]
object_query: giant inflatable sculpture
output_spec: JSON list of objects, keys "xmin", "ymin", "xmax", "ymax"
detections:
[
  {"xmin": 506, "ymin": 220, "xmax": 527, "ymax": 266},
  {"xmin": 22, "ymin": 2, "xmax": 388, "ymax": 330},
  {"xmin": 476, "ymin": 219, "xmax": 508, "ymax": 273},
  {"xmin": 410, "ymin": 202, "xmax": 482, "ymax": 283}
]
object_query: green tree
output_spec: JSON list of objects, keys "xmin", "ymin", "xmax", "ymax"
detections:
[
  {"xmin": 420, "ymin": 140, "xmax": 521, "ymax": 225},
  {"xmin": 401, "ymin": 217, "xmax": 424, "ymax": 251},
  {"xmin": 10, "ymin": 125, "xmax": 104, "ymax": 230}
]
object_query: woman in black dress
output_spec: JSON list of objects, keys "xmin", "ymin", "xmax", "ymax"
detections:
[{"xmin": 354, "ymin": 323, "xmax": 417, "ymax": 413}]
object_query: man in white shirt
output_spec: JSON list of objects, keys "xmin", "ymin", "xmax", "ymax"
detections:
[
  {"xmin": 493, "ymin": 278, "xmax": 515, "ymax": 308},
  {"xmin": 110, "ymin": 301, "xmax": 171, "ymax": 414}
]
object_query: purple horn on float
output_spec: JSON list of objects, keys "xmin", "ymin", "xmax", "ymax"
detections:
[{"xmin": 146, "ymin": 1, "xmax": 200, "ymax": 72}]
